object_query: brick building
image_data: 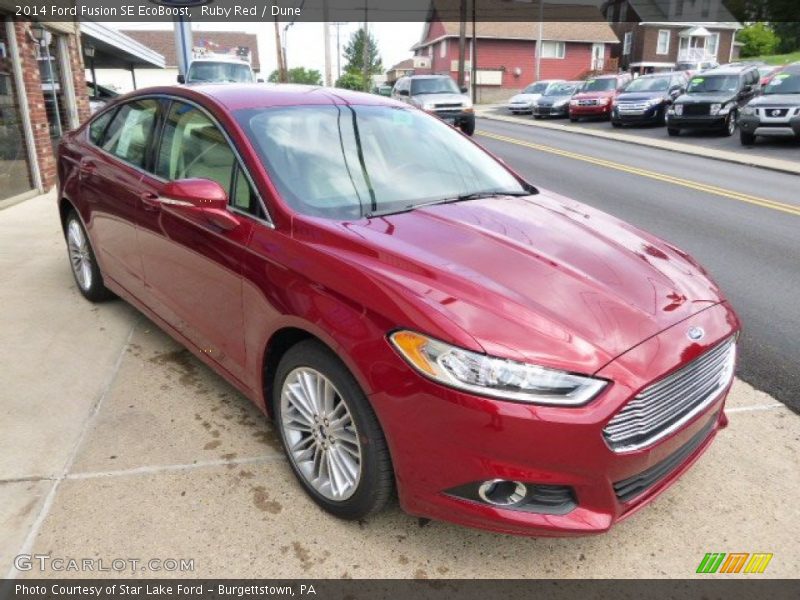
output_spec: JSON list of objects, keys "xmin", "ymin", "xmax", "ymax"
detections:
[
  {"xmin": 0, "ymin": 8, "xmax": 163, "ymax": 207},
  {"xmin": 411, "ymin": 19, "xmax": 619, "ymax": 103}
]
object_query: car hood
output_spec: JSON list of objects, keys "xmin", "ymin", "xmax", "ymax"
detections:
[
  {"xmin": 335, "ymin": 191, "xmax": 724, "ymax": 374},
  {"xmin": 411, "ymin": 92, "xmax": 468, "ymax": 106},
  {"xmin": 509, "ymin": 93, "xmax": 540, "ymax": 103},
  {"xmin": 572, "ymin": 90, "xmax": 616, "ymax": 100},
  {"xmin": 617, "ymin": 91, "xmax": 666, "ymax": 102},
  {"xmin": 537, "ymin": 95, "xmax": 572, "ymax": 105},
  {"xmin": 749, "ymin": 93, "xmax": 800, "ymax": 107},
  {"xmin": 676, "ymin": 92, "xmax": 735, "ymax": 104}
]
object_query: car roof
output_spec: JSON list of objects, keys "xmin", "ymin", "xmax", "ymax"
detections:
[
  {"xmin": 706, "ymin": 65, "xmax": 755, "ymax": 75},
  {"xmin": 116, "ymin": 83, "xmax": 402, "ymax": 112},
  {"xmin": 405, "ymin": 74, "xmax": 452, "ymax": 79},
  {"xmin": 190, "ymin": 56, "xmax": 251, "ymax": 65}
]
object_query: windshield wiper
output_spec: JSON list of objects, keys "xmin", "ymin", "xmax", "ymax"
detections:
[{"xmin": 363, "ymin": 189, "xmax": 535, "ymax": 219}]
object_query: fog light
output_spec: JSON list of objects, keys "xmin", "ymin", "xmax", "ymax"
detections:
[{"xmin": 477, "ymin": 479, "xmax": 527, "ymax": 506}]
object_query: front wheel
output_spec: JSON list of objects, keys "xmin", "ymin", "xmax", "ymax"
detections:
[
  {"xmin": 569, "ymin": 116, "xmax": 578, "ymax": 123},
  {"xmin": 460, "ymin": 119, "xmax": 475, "ymax": 136},
  {"xmin": 740, "ymin": 131, "xmax": 756, "ymax": 145},
  {"xmin": 611, "ymin": 120, "xmax": 622, "ymax": 128},
  {"xmin": 65, "ymin": 211, "xmax": 115, "ymax": 302},
  {"xmin": 667, "ymin": 127, "xmax": 680, "ymax": 137},
  {"xmin": 274, "ymin": 340, "xmax": 394, "ymax": 520},
  {"xmin": 723, "ymin": 111, "xmax": 737, "ymax": 136}
]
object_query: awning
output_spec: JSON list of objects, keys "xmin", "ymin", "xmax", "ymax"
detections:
[
  {"xmin": 679, "ymin": 26, "xmax": 712, "ymax": 38},
  {"xmin": 80, "ymin": 21, "xmax": 165, "ymax": 69}
]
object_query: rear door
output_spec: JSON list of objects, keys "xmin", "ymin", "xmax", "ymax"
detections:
[
  {"xmin": 79, "ymin": 99, "xmax": 160, "ymax": 299},
  {"xmin": 136, "ymin": 99, "xmax": 258, "ymax": 384}
]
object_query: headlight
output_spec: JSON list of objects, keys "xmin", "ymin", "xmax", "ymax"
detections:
[
  {"xmin": 422, "ymin": 102, "xmax": 436, "ymax": 111},
  {"xmin": 389, "ymin": 330, "xmax": 608, "ymax": 406},
  {"xmin": 598, "ymin": 97, "xmax": 611, "ymax": 105},
  {"xmin": 647, "ymin": 97, "xmax": 663, "ymax": 106},
  {"xmin": 710, "ymin": 103, "xmax": 723, "ymax": 115},
  {"xmin": 673, "ymin": 104, "xmax": 684, "ymax": 116},
  {"xmin": 741, "ymin": 105, "xmax": 756, "ymax": 116},
  {"xmin": 553, "ymin": 99, "xmax": 567, "ymax": 108}
]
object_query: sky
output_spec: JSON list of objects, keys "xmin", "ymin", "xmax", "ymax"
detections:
[{"xmin": 117, "ymin": 21, "xmax": 424, "ymax": 82}]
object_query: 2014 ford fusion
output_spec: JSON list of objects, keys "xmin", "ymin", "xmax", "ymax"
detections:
[{"xmin": 57, "ymin": 84, "xmax": 740, "ymax": 536}]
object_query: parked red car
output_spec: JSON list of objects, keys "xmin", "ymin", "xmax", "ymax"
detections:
[
  {"xmin": 58, "ymin": 84, "xmax": 740, "ymax": 536},
  {"xmin": 569, "ymin": 74, "xmax": 632, "ymax": 121}
]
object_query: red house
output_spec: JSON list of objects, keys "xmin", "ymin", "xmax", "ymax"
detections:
[{"xmin": 411, "ymin": 20, "xmax": 620, "ymax": 103}]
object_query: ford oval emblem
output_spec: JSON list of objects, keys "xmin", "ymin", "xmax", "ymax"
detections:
[{"xmin": 687, "ymin": 326, "xmax": 705, "ymax": 341}]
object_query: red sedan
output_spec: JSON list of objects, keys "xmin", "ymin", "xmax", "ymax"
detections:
[{"xmin": 57, "ymin": 84, "xmax": 740, "ymax": 535}]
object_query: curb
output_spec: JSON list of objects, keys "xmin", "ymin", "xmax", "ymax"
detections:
[{"xmin": 475, "ymin": 108, "xmax": 800, "ymax": 177}]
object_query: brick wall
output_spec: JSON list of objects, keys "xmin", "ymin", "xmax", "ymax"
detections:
[
  {"xmin": 14, "ymin": 20, "xmax": 55, "ymax": 190},
  {"xmin": 66, "ymin": 32, "xmax": 91, "ymax": 125}
]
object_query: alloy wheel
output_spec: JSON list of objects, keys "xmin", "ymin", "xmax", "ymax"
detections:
[
  {"xmin": 67, "ymin": 219, "xmax": 92, "ymax": 291},
  {"xmin": 280, "ymin": 367, "xmax": 362, "ymax": 501}
]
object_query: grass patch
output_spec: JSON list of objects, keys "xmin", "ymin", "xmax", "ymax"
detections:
[{"xmin": 745, "ymin": 51, "xmax": 800, "ymax": 66}]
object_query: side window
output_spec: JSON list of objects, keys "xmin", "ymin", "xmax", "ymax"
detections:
[
  {"xmin": 156, "ymin": 101, "xmax": 235, "ymax": 197},
  {"xmin": 232, "ymin": 166, "xmax": 265, "ymax": 219},
  {"xmin": 88, "ymin": 109, "xmax": 115, "ymax": 146},
  {"xmin": 101, "ymin": 99, "xmax": 159, "ymax": 168}
]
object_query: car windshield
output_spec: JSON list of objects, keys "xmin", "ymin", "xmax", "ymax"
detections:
[
  {"xmin": 522, "ymin": 82, "xmax": 550, "ymax": 94},
  {"xmin": 580, "ymin": 78, "xmax": 616, "ymax": 92},
  {"xmin": 686, "ymin": 75, "xmax": 739, "ymax": 93},
  {"xmin": 186, "ymin": 62, "xmax": 253, "ymax": 83},
  {"xmin": 236, "ymin": 105, "xmax": 528, "ymax": 220},
  {"xmin": 411, "ymin": 77, "xmax": 459, "ymax": 95},
  {"xmin": 543, "ymin": 83, "xmax": 578, "ymax": 96},
  {"xmin": 676, "ymin": 63, "xmax": 695, "ymax": 71},
  {"xmin": 623, "ymin": 76, "xmax": 671, "ymax": 92},
  {"xmin": 763, "ymin": 72, "xmax": 800, "ymax": 94}
]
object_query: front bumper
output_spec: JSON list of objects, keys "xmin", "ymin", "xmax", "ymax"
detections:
[
  {"xmin": 739, "ymin": 114, "xmax": 800, "ymax": 138},
  {"xmin": 667, "ymin": 113, "xmax": 728, "ymax": 130},
  {"xmin": 508, "ymin": 103, "xmax": 533, "ymax": 113},
  {"xmin": 613, "ymin": 104, "xmax": 663, "ymax": 124},
  {"xmin": 533, "ymin": 104, "xmax": 570, "ymax": 117},
  {"xmin": 368, "ymin": 302, "xmax": 739, "ymax": 536},
  {"xmin": 428, "ymin": 109, "xmax": 475, "ymax": 127},
  {"xmin": 570, "ymin": 103, "xmax": 612, "ymax": 118}
]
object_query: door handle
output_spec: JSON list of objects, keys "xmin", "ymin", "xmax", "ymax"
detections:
[
  {"xmin": 78, "ymin": 159, "xmax": 96, "ymax": 180},
  {"xmin": 140, "ymin": 192, "xmax": 161, "ymax": 211}
]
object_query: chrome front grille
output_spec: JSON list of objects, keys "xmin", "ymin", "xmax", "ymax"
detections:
[
  {"xmin": 618, "ymin": 102, "xmax": 650, "ymax": 112},
  {"xmin": 578, "ymin": 99, "xmax": 598, "ymax": 106},
  {"xmin": 603, "ymin": 337, "xmax": 736, "ymax": 453},
  {"xmin": 683, "ymin": 104, "xmax": 710, "ymax": 116}
]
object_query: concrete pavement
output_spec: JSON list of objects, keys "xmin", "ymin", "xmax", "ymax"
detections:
[{"xmin": 1, "ymin": 192, "xmax": 798, "ymax": 579}]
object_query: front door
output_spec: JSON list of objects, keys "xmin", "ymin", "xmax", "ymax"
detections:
[
  {"xmin": 137, "ymin": 99, "xmax": 254, "ymax": 383},
  {"xmin": 592, "ymin": 43, "xmax": 605, "ymax": 71}
]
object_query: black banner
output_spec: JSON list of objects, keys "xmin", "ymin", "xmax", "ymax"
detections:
[
  {"xmin": 3, "ymin": 0, "xmax": 799, "ymax": 23},
  {"xmin": 2, "ymin": 580, "xmax": 800, "ymax": 600}
]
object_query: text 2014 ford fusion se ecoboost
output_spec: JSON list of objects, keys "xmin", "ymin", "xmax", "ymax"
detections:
[{"xmin": 57, "ymin": 84, "xmax": 740, "ymax": 536}]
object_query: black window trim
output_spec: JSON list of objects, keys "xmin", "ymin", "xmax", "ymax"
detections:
[{"xmin": 85, "ymin": 93, "xmax": 274, "ymax": 229}]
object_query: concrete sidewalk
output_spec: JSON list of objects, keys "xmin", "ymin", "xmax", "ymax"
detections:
[
  {"xmin": 475, "ymin": 105, "xmax": 800, "ymax": 176},
  {"xmin": 1, "ymin": 193, "xmax": 798, "ymax": 579}
]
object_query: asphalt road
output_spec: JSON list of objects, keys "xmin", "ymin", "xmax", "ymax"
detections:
[
  {"xmin": 475, "ymin": 117, "xmax": 800, "ymax": 412},
  {"xmin": 485, "ymin": 106, "xmax": 800, "ymax": 163}
]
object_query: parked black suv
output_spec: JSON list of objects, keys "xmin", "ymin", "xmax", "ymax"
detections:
[
  {"xmin": 392, "ymin": 75, "xmax": 475, "ymax": 135},
  {"xmin": 611, "ymin": 72, "xmax": 688, "ymax": 127},
  {"xmin": 666, "ymin": 65, "xmax": 760, "ymax": 136},
  {"xmin": 738, "ymin": 64, "xmax": 800, "ymax": 145}
]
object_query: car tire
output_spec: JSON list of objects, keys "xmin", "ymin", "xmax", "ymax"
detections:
[
  {"xmin": 611, "ymin": 121, "xmax": 622, "ymax": 128},
  {"xmin": 460, "ymin": 119, "xmax": 475, "ymax": 136},
  {"xmin": 64, "ymin": 210, "xmax": 115, "ymax": 303},
  {"xmin": 740, "ymin": 131, "xmax": 756, "ymax": 146},
  {"xmin": 723, "ymin": 111, "xmax": 737, "ymax": 136},
  {"xmin": 569, "ymin": 116, "xmax": 578, "ymax": 123},
  {"xmin": 273, "ymin": 339, "xmax": 394, "ymax": 520},
  {"xmin": 667, "ymin": 127, "xmax": 680, "ymax": 137},
  {"xmin": 533, "ymin": 115, "xmax": 542, "ymax": 120}
]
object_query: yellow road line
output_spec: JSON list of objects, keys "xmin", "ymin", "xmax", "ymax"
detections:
[{"xmin": 477, "ymin": 130, "xmax": 800, "ymax": 217}]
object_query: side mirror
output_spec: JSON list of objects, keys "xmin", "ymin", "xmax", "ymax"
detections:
[
  {"xmin": 161, "ymin": 178, "xmax": 238, "ymax": 231},
  {"xmin": 398, "ymin": 89, "xmax": 409, "ymax": 96},
  {"xmin": 460, "ymin": 86, "xmax": 468, "ymax": 94},
  {"xmin": 177, "ymin": 74, "xmax": 185, "ymax": 84}
]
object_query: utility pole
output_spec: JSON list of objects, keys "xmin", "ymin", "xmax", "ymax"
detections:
[
  {"xmin": 273, "ymin": 19, "xmax": 286, "ymax": 82},
  {"xmin": 334, "ymin": 23, "xmax": 345, "ymax": 81},
  {"xmin": 362, "ymin": 4, "xmax": 370, "ymax": 92},
  {"xmin": 457, "ymin": 0, "xmax": 466, "ymax": 89},
  {"xmin": 470, "ymin": 0, "xmax": 477, "ymax": 104},
  {"xmin": 323, "ymin": 22, "xmax": 332, "ymax": 86},
  {"xmin": 535, "ymin": 0, "xmax": 545, "ymax": 81}
]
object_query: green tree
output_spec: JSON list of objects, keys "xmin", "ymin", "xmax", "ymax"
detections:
[
  {"xmin": 772, "ymin": 22, "xmax": 800, "ymax": 54},
  {"xmin": 268, "ymin": 67, "xmax": 323, "ymax": 85},
  {"xmin": 737, "ymin": 23, "xmax": 780, "ymax": 57},
  {"xmin": 334, "ymin": 71, "xmax": 365, "ymax": 91},
  {"xmin": 343, "ymin": 27, "xmax": 383, "ymax": 83}
]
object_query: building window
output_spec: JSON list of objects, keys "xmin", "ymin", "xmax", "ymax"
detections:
[
  {"xmin": 707, "ymin": 32, "xmax": 720, "ymax": 57},
  {"xmin": 623, "ymin": 32, "xmax": 633, "ymax": 55},
  {"xmin": 657, "ymin": 30, "xmax": 670, "ymax": 55},
  {"xmin": 540, "ymin": 41, "xmax": 565, "ymax": 59},
  {"xmin": 439, "ymin": 39, "xmax": 447, "ymax": 58}
]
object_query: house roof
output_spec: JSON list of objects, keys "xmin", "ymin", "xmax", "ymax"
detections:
[
  {"xmin": 414, "ymin": 21, "xmax": 619, "ymax": 49},
  {"xmin": 626, "ymin": 0, "xmax": 739, "ymax": 23},
  {"xmin": 389, "ymin": 59, "xmax": 415, "ymax": 72},
  {"xmin": 121, "ymin": 30, "xmax": 260, "ymax": 71}
]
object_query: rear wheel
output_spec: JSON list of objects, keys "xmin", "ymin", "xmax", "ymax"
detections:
[
  {"xmin": 65, "ymin": 211, "xmax": 115, "ymax": 302},
  {"xmin": 740, "ymin": 131, "xmax": 756, "ymax": 145},
  {"xmin": 274, "ymin": 340, "xmax": 394, "ymax": 520}
]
